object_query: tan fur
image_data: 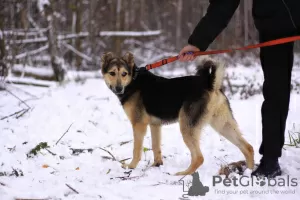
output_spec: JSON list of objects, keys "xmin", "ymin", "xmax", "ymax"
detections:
[
  {"xmin": 150, "ymin": 125, "xmax": 163, "ymax": 166},
  {"xmin": 102, "ymin": 53, "xmax": 254, "ymax": 176},
  {"xmin": 103, "ymin": 65, "xmax": 132, "ymax": 91}
]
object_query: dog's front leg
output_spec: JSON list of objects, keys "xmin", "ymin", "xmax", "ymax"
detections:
[
  {"xmin": 123, "ymin": 123, "xmax": 147, "ymax": 169},
  {"xmin": 150, "ymin": 124, "xmax": 163, "ymax": 167}
]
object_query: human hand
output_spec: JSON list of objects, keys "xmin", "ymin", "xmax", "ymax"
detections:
[{"xmin": 178, "ymin": 45, "xmax": 200, "ymax": 62}]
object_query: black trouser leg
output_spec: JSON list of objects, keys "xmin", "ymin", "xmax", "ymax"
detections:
[{"xmin": 258, "ymin": 33, "xmax": 294, "ymax": 159}]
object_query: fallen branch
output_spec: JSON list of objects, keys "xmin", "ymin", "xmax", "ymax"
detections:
[
  {"xmin": 45, "ymin": 148, "xmax": 57, "ymax": 156},
  {"xmin": 5, "ymin": 77, "xmax": 56, "ymax": 87},
  {"xmin": 16, "ymin": 108, "xmax": 30, "ymax": 119},
  {"xmin": 100, "ymin": 30, "xmax": 161, "ymax": 37},
  {"xmin": 15, "ymin": 198, "xmax": 50, "ymax": 200},
  {"xmin": 119, "ymin": 158, "xmax": 131, "ymax": 163},
  {"xmin": 12, "ymin": 65, "xmax": 56, "ymax": 81},
  {"xmin": 15, "ymin": 45, "xmax": 49, "ymax": 59},
  {"xmin": 5, "ymin": 89, "xmax": 31, "ymax": 109},
  {"xmin": 97, "ymin": 147, "xmax": 116, "ymax": 161},
  {"xmin": 112, "ymin": 176, "xmax": 140, "ymax": 181},
  {"xmin": 60, "ymin": 42, "xmax": 93, "ymax": 62},
  {"xmin": 65, "ymin": 183, "xmax": 79, "ymax": 194},
  {"xmin": 56, "ymin": 123, "xmax": 74, "ymax": 145},
  {"xmin": 8, "ymin": 85, "xmax": 38, "ymax": 98},
  {"xmin": 0, "ymin": 181, "xmax": 6, "ymax": 186},
  {"xmin": 119, "ymin": 140, "xmax": 132, "ymax": 146},
  {"xmin": 1, "ymin": 109, "xmax": 26, "ymax": 120}
]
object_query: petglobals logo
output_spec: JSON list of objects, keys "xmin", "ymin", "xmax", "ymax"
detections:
[{"xmin": 212, "ymin": 175, "xmax": 298, "ymax": 187}]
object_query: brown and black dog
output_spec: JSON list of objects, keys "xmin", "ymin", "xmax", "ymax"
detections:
[{"xmin": 101, "ymin": 52, "xmax": 254, "ymax": 175}]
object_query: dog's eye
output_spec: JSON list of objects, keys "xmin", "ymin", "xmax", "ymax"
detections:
[
  {"xmin": 109, "ymin": 72, "xmax": 116, "ymax": 76},
  {"xmin": 121, "ymin": 72, "xmax": 127, "ymax": 77}
]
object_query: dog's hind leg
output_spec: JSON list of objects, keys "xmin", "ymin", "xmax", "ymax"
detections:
[
  {"xmin": 175, "ymin": 110, "xmax": 204, "ymax": 176},
  {"xmin": 150, "ymin": 124, "xmax": 163, "ymax": 167},
  {"xmin": 123, "ymin": 123, "xmax": 147, "ymax": 169},
  {"xmin": 210, "ymin": 103, "xmax": 254, "ymax": 170}
]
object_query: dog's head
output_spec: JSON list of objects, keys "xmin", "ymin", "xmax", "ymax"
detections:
[{"xmin": 101, "ymin": 52, "xmax": 135, "ymax": 95}]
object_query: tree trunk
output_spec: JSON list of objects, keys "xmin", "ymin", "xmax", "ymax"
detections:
[
  {"xmin": 115, "ymin": 0, "xmax": 122, "ymax": 56},
  {"xmin": 75, "ymin": 0, "xmax": 82, "ymax": 70},
  {"xmin": 0, "ymin": 8, "xmax": 5, "ymax": 60},
  {"xmin": 176, "ymin": 0, "xmax": 182, "ymax": 50},
  {"xmin": 45, "ymin": 1, "xmax": 66, "ymax": 82},
  {"xmin": 88, "ymin": 0, "xmax": 97, "ymax": 66},
  {"xmin": 235, "ymin": 5, "xmax": 241, "ymax": 47},
  {"xmin": 244, "ymin": 0, "xmax": 249, "ymax": 45},
  {"xmin": 0, "ymin": 4, "xmax": 7, "ymax": 78}
]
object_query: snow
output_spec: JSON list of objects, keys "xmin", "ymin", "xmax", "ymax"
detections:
[
  {"xmin": 100, "ymin": 30, "xmax": 162, "ymax": 37},
  {"xmin": 1, "ymin": 68, "xmax": 300, "ymax": 200},
  {"xmin": 9, "ymin": 31, "xmax": 161, "ymax": 45},
  {"xmin": 37, "ymin": 0, "xmax": 50, "ymax": 12},
  {"xmin": 5, "ymin": 76, "xmax": 57, "ymax": 87}
]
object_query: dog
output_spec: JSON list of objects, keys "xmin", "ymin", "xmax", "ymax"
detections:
[{"xmin": 101, "ymin": 52, "xmax": 254, "ymax": 176}]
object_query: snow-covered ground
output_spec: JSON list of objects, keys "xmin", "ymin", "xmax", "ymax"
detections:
[{"xmin": 1, "ymin": 66, "xmax": 300, "ymax": 200}]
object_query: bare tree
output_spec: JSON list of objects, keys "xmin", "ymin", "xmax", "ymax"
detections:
[
  {"xmin": 176, "ymin": 0, "xmax": 182, "ymax": 50},
  {"xmin": 75, "ymin": 0, "xmax": 82, "ymax": 69},
  {"xmin": 0, "ymin": 3, "xmax": 7, "ymax": 79},
  {"xmin": 44, "ymin": 1, "xmax": 66, "ymax": 82}
]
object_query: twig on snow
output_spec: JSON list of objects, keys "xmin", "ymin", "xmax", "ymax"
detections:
[
  {"xmin": 111, "ymin": 176, "xmax": 140, "ymax": 181},
  {"xmin": 5, "ymin": 89, "xmax": 31, "ymax": 109},
  {"xmin": 98, "ymin": 147, "xmax": 116, "ymax": 161},
  {"xmin": 15, "ymin": 199, "xmax": 50, "ymax": 200},
  {"xmin": 0, "ymin": 109, "xmax": 26, "ymax": 120},
  {"xmin": 119, "ymin": 140, "xmax": 132, "ymax": 146},
  {"xmin": 56, "ymin": 123, "xmax": 74, "ymax": 145},
  {"xmin": 16, "ymin": 108, "xmax": 30, "ymax": 119},
  {"xmin": 0, "ymin": 181, "xmax": 7, "ymax": 186},
  {"xmin": 119, "ymin": 158, "xmax": 131, "ymax": 163},
  {"xmin": 65, "ymin": 183, "xmax": 79, "ymax": 194},
  {"xmin": 45, "ymin": 148, "xmax": 56, "ymax": 156},
  {"xmin": 8, "ymin": 85, "xmax": 38, "ymax": 98}
]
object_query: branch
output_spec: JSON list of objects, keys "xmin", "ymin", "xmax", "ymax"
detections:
[
  {"xmin": 15, "ymin": 199, "xmax": 50, "ymax": 200},
  {"xmin": 0, "ymin": 109, "xmax": 25, "ymax": 121},
  {"xmin": 97, "ymin": 147, "xmax": 116, "ymax": 161},
  {"xmin": 5, "ymin": 89, "xmax": 31, "ymax": 109},
  {"xmin": 27, "ymin": 14, "xmax": 47, "ymax": 37},
  {"xmin": 45, "ymin": 148, "xmax": 56, "ymax": 156},
  {"xmin": 15, "ymin": 45, "xmax": 49, "ymax": 59},
  {"xmin": 16, "ymin": 108, "xmax": 30, "ymax": 119},
  {"xmin": 100, "ymin": 30, "xmax": 161, "ymax": 37},
  {"xmin": 60, "ymin": 42, "xmax": 92, "ymax": 62},
  {"xmin": 7, "ymin": 30, "xmax": 161, "ymax": 44},
  {"xmin": 56, "ymin": 123, "xmax": 74, "ymax": 145},
  {"xmin": 65, "ymin": 184, "xmax": 79, "ymax": 194},
  {"xmin": 5, "ymin": 77, "xmax": 56, "ymax": 88},
  {"xmin": 0, "ymin": 181, "xmax": 7, "ymax": 186},
  {"xmin": 3, "ymin": 29, "xmax": 48, "ymax": 37}
]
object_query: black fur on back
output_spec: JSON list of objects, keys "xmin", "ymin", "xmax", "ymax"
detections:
[{"xmin": 117, "ymin": 63, "xmax": 219, "ymax": 126}]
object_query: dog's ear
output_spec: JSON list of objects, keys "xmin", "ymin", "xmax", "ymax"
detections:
[
  {"xmin": 101, "ymin": 52, "xmax": 115, "ymax": 69},
  {"xmin": 122, "ymin": 52, "xmax": 134, "ymax": 68}
]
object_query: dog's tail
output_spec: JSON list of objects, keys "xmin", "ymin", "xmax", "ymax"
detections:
[{"xmin": 195, "ymin": 56, "xmax": 225, "ymax": 91}]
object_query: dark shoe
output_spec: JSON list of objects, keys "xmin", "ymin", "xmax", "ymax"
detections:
[{"xmin": 251, "ymin": 157, "xmax": 282, "ymax": 178}]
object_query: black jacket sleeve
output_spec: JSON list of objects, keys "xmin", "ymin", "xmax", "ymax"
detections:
[{"xmin": 188, "ymin": 0, "xmax": 240, "ymax": 51}]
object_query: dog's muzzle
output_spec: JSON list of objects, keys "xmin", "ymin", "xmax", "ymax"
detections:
[{"xmin": 111, "ymin": 86, "xmax": 124, "ymax": 94}]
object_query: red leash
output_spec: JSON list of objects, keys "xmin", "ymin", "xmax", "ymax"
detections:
[{"xmin": 145, "ymin": 35, "xmax": 300, "ymax": 70}]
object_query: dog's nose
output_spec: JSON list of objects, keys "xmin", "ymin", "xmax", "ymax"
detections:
[{"xmin": 115, "ymin": 86, "xmax": 123, "ymax": 93}]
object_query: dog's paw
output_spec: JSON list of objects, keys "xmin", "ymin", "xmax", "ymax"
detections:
[{"xmin": 151, "ymin": 160, "xmax": 163, "ymax": 167}]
